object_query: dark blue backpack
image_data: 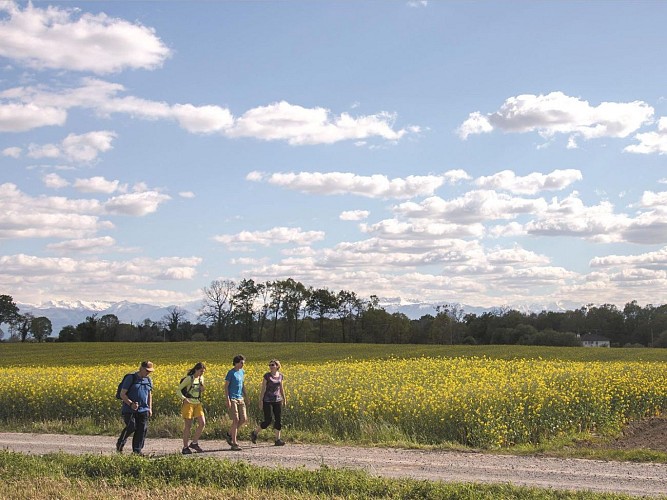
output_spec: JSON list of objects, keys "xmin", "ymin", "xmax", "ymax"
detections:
[{"xmin": 115, "ymin": 373, "xmax": 138, "ymax": 399}]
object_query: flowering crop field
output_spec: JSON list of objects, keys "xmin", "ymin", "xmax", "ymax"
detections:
[{"xmin": 1, "ymin": 343, "xmax": 667, "ymax": 448}]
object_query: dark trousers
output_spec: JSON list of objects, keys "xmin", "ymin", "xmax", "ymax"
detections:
[
  {"xmin": 260, "ymin": 401, "xmax": 282, "ymax": 430},
  {"xmin": 117, "ymin": 411, "xmax": 149, "ymax": 453}
]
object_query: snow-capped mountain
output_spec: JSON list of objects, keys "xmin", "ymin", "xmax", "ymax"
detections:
[
  {"xmin": 16, "ymin": 300, "xmax": 200, "ymax": 335},
  {"xmin": 12, "ymin": 297, "xmax": 576, "ymax": 337}
]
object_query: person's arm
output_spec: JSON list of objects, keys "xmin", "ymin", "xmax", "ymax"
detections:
[
  {"xmin": 279, "ymin": 376, "xmax": 286, "ymax": 406},
  {"xmin": 120, "ymin": 376, "xmax": 139, "ymax": 411},
  {"xmin": 148, "ymin": 390, "xmax": 153, "ymax": 417},
  {"xmin": 258, "ymin": 377, "xmax": 267, "ymax": 409},
  {"xmin": 177, "ymin": 377, "xmax": 191, "ymax": 404},
  {"xmin": 224, "ymin": 379, "xmax": 231, "ymax": 408}
]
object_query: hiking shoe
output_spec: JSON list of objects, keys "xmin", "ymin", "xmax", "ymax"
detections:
[
  {"xmin": 189, "ymin": 442, "xmax": 203, "ymax": 453},
  {"xmin": 115, "ymin": 440, "xmax": 124, "ymax": 453},
  {"xmin": 225, "ymin": 432, "xmax": 232, "ymax": 446},
  {"xmin": 182, "ymin": 446, "xmax": 192, "ymax": 455},
  {"xmin": 274, "ymin": 439, "xmax": 285, "ymax": 446},
  {"xmin": 250, "ymin": 430, "xmax": 258, "ymax": 444},
  {"xmin": 230, "ymin": 443, "xmax": 242, "ymax": 451}
]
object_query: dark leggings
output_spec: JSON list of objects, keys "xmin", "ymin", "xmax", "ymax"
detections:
[{"xmin": 260, "ymin": 401, "xmax": 282, "ymax": 430}]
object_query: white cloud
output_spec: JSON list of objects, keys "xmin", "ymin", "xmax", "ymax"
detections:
[
  {"xmin": 214, "ymin": 226, "xmax": 325, "ymax": 248},
  {"xmin": 26, "ymin": 131, "xmax": 116, "ymax": 163},
  {"xmin": 46, "ymin": 236, "xmax": 116, "ymax": 254},
  {"xmin": 340, "ymin": 210, "xmax": 370, "ymax": 221},
  {"xmin": 394, "ymin": 191, "xmax": 547, "ymax": 223},
  {"xmin": 247, "ymin": 171, "xmax": 450, "ymax": 199},
  {"xmin": 360, "ymin": 218, "xmax": 485, "ymax": 240},
  {"xmin": 0, "ymin": 1, "xmax": 171, "ymax": 74},
  {"xmin": 2, "ymin": 146, "xmax": 21, "ymax": 158},
  {"xmin": 104, "ymin": 190, "xmax": 171, "ymax": 216},
  {"xmin": 74, "ymin": 176, "xmax": 120, "ymax": 194},
  {"xmin": 0, "ymin": 253, "xmax": 202, "ymax": 305},
  {"xmin": 42, "ymin": 173, "xmax": 69, "ymax": 189},
  {"xmin": 625, "ymin": 117, "xmax": 667, "ymax": 155},
  {"xmin": 0, "ymin": 182, "xmax": 109, "ymax": 239},
  {"xmin": 458, "ymin": 92, "xmax": 654, "ymax": 145},
  {"xmin": 179, "ymin": 191, "xmax": 195, "ymax": 199},
  {"xmin": 1, "ymin": 80, "xmax": 413, "ymax": 144},
  {"xmin": 474, "ymin": 169, "xmax": 582, "ymax": 194},
  {"xmin": 227, "ymin": 101, "xmax": 411, "ymax": 145},
  {"xmin": 0, "ymin": 102, "xmax": 66, "ymax": 132}
]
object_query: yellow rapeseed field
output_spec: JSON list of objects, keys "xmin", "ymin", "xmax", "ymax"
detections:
[{"xmin": 2, "ymin": 357, "xmax": 666, "ymax": 448}]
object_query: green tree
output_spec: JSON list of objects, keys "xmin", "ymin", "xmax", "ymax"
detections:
[
  {"xmin": 0, "ymin": 294, "xmax": 20, "ymax": 338},
  {"xmin": 30, "ymin": 316, "xmax": 52, "ymax": 342},
  {"xmin": 306, "ymin": 287, "xmax": 337, "ymax": 342}
]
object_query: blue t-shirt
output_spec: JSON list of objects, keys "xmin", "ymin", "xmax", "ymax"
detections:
[
  {"xmin": 120, "ymin": 373, "xmax": 153, "ymax": 414},
  {"xmin": 225, "ymin": 368, "xmax": 245, "ymax": 399}
]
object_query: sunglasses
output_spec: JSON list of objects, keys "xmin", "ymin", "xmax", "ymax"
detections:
[{"xmin": 269, "ymin": 363, "xmax": 276, "ymax": 367}]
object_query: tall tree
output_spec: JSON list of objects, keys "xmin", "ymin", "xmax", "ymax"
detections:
[
  {"xmin": 0, "ymin": 294, "xmax": 20, "ymax": 338},
  {"xmin": 306, "ymin": 287, "xmax": 337, "ymax": 342},
  {"xmin": 162, "ymin": 306, "xmax": 188, "ymax": 341},
  {"xmin": 199, "ymin": 279, "xmax": 235, "ymax": 340},
  {"xmin": 234, "ymin": 279, "xmax": 260, "ymax": 342},
  {"xmin": 10, "ymin": 312, "xmax": 34, "ymax": 342},
  {"xmin": 30, "ymin": 316, "xmax": 52, "ymax": 342}
]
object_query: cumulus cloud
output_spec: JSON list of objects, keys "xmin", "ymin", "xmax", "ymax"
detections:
[
  {"xmin": 474, "ymin": 169, "xmax": 582, "ymax": 194},
  {"xmin": 458, "ymin": 92, "xmax": 654, "ymax": 146},
  {"xmin": 27, "ymin": 131, "xmax": 116, "ymax": 163},
  {"xmin": 0, "ymin": 182, "xmax": 108, "ymax": 239},
  {"xmin": 360, "ymin": 218, "xmax": 485, "ymax": 240},
  {"xmin": 74, "ymin": 176, "xmax": 121, "ymax": 194},
  {"xmin": 104, "ymin": 190, "xmax": 171, "ymax": 216},
  {"xmin": 0, "ymin": 253, "xmax": 202, "ymax": 304},
  {"xmin": 227, "ymin": 101, "xmax": 412, "ymax": 145},
  {"xmin": 340, "ymin": 210, "xmax": 370, "ymax": 221},
  {"xmin": 1, "ymin": 80, "xmax": 412, "ymax": 144},
  {"xmin": 246, "ymin": 171, "xmax": 454, "ymax": 199},
  {"xmin": 0, "ymin": 102, "xmax": 66, "ymax": 132},
  {"xmin": 0, "ymin": 1, "xmax": 171, "ymax": 74},
  {"xmin": 2, "ymin": 146, "xmax": 21, "ymax": 158},
  {"xmin": 214, "ymin": 226, "xmax": 325, "ymax": 248},
  {"xmin": 394, "ymin": 190, "xmax": 547, "ymax": 223},
  {"xmin": 46, "ymin": 235, "xmax": 116, "ymax": 253},
  {"xmin": 625, "ymin": 117, "xmax": 667, "ymax": 155},
  {"xmin": 42, "ymin": 173, "xmax": 69, "ymax": 189}
]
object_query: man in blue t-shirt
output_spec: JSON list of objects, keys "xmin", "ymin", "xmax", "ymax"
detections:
[
  {"xmin": 116, "ymin": 360, "xmax": 154, "ymax": 455},
  {"xmin": 224, "ymin": 354, "xmax": 247, "ymax": 450}
]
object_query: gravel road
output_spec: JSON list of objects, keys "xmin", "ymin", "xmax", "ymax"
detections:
[{"xmin": 1, "ymin": 432, "xmax": 667, "ymax": 497}]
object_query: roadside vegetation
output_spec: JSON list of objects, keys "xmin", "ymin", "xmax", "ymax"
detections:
[{"xmin": 0, "ymin": 451, "xmax": 642, "ymax": 500}]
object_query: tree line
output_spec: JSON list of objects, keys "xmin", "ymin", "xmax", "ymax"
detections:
[{"xmin": 2, "ymin": 280, "xmax": 667, "ymax": 347}]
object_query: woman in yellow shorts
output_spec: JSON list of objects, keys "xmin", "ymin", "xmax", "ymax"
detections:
[{"xmin": 179, "ymin": 362, "xmax": 206, "ymax": 454}]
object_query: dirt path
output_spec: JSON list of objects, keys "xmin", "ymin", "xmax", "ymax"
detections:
[{"xmin": 2, "ymin": 433, "xmax": 667, "ymax": 497}]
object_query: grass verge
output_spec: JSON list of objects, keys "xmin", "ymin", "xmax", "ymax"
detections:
[{"xmin": 0, "ymin": 451, "xmax": 641, "ymax": 500}]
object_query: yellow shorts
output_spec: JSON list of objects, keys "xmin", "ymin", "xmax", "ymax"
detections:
[{"xmin": 181, "ymin": 401, "xmax": 204, "ymax": 420}]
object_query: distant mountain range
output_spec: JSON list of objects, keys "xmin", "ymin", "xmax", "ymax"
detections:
[{"xmin": 10, "ymin": 298, "xmax": 576, "ymax": 337}]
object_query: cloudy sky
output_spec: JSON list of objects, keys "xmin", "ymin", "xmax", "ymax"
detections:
[{"xmin": 2, "ymin": 0, "xmax": 667, "ymax": 310}]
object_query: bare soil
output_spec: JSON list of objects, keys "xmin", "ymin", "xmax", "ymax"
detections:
[
  {"xmin": 2, "ymin": 430, "xmax": 667, "ymax": 498},
  {"xmin": 606, "ymin": 416, "xmax": 667, "ymax": 452}
]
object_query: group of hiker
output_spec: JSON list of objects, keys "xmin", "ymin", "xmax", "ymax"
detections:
[{"xmin": 115, "ymin": 355, "xmax": 286, "ymax": 455}]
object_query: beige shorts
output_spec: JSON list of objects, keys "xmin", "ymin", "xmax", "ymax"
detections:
[
  {"xmin": 181, "ymin": 401, "xmax": 204, "ymax": 420},
  {"xmin": 228, "ymin": 398, "xmax": 246, "ymax": 422}
]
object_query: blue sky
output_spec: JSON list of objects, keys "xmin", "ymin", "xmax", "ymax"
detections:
[{"xmin": 2, "ymin": 0, "xmax": 667, "ymax": 310}]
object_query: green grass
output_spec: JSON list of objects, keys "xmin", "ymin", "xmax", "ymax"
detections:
[
  {"xmin": 3, "ymin": 342, "xmax": 667, "ymax": 367},
  {"xmin": 0, "ymin": 451, "xmax": 643, "ymax": 500}
]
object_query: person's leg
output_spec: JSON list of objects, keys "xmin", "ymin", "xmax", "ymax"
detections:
[
  {"xmin": 182, "ymin": 419, "xmax": 193, "ymax": 448},
  {"xmin": 192, "ymin": 414, "xmax": 206, "ymax": 443},
  {"xmin": 132, "ymin": 411, "xmax": 149, "ymax": 453},
  {"xmin": 273, "ymin": 402, "xmax": 283, "ymax": 443},
  {"xmin": 252, "ymin": 401, "xmax": 271, "ymax": 443},
  {"xmin": 229, "ymin": 400, "xmax": 240, "ymax": 446},
  {"xmin": 116, "ymin": 413, "xmax": 135, "ymax": 451}
]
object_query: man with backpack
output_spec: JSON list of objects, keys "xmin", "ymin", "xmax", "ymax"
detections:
[{"xmin": 116, "ymin": 360, "xmax": 154, "ymax": 455}]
